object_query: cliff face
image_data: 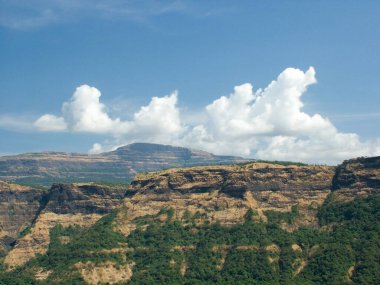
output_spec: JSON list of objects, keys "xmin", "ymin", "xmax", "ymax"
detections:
[
  {"xmin": 0, "ymin": 182, "xmax": 45, "ymax": 255},
  {"xmin": 3, "ymin": 182, "xmax": 127, "ymax": 268},
  {"xmin": 0, "ymin": 143, "xmax": 247, "ymax": 185},
  {"xmin": 1, "ymin": 156, "xmax": 379, "ymax": 278},
  {"xmin": 45, "ymin": 183, "xmax": 126, "ymax": 214},
  {"xmin": 131, "ymin": 163, "xmax": 334, "ymax": 196},
  {"xmin": 333, "ymin": 156, "xmax": 380, "ymax": 190},
  {"xmin": 118, "ymin": 163, "xmax": 334, "ymax": 235},
  {"xmin": 331, "ymin": 156, "xmax": 380, "ymax": 201}
]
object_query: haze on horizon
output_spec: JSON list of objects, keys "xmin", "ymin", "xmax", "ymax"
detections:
[{"xmin": 0, "ymin": 0, "xmax": 380, "ymax": 165}]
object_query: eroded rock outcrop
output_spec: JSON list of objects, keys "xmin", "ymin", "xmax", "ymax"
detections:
[
  {"xmin": 332, "ymin": 156, "xmax": 380, "ymax": 201},
  {"xmin": 45, "ymin": 183, "xmax": 126, "ymax": 214},
  {"xmin": 4, "ymin": 213, "xmax": 102, "ymax": 269},
  {"xmin": 115, "ymin": 163, "xmax": 335, "ymax": 235},
  {"xmin": 74, "ymin": 261, "xmax": 134, "ymax": 285},
  {"xmin": 4, "ymin": 183, "xmax": 126, "ymax": 268},
  {"xmin": 0, "ymin": 181, "xmax": 46, "ymax": 255},
  {"xmin": 130, "ymin": 163, "xmax": 334, "ymax": 196}
]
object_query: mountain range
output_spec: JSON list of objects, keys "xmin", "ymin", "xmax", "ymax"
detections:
[{"xmin": 0, "ymin": 143, "xmax": 247, "ymax": 185}]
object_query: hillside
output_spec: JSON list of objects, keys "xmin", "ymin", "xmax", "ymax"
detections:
[
  {"xmin": 0, "ymin": 156, "xmax": 379, "ymax": 284},
  {"xmin": 0, "ymin": 143, "xmax": 247, "ymax": 185}
]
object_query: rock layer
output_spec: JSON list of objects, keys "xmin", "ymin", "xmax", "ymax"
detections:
[
  {"xmin": 0, "ymin": 182, "xmax": 46, "ymax": 255},
  {"xmin": 119, "ymin": 163, "xmax": 334, "ymax": 233},
  {"xmin": 45, "ymin": 183, "xmax": 126, "ymax": 214},
  {"xmin": 130, "ymin": 163, "xmax": 334, "ymax": 197},
  {"xmin": 332, "ymin": 156, "xmax": 380, "ymax": 201},
  {"xmin": 3, "ymin": 182, "xmax": 127, "ymax": 268}
]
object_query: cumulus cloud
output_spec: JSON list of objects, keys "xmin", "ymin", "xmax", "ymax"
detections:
[
  {"xmin": 202, "ymin": 67, "xmax": 320, "ymax": 139},
  {"xmin": 35, "ymin": 84, "xmax": 182, "ymax": 145},
  {"xmin": 255, "ymin": 134, "xmax": 380, "ymax": 164},
  {"xmin": 62, "ymin": 85, "xmax": 131, "ymax": 134},
  {"xmin": 35, "ymin": 85, "xmax": 129, "ymax": 133},
  {"xmin": 128, "ymin": 91, "xmax": 183, "ymax": 141},
  {"xmin": 31, "ymin": 67, "xmax": 380, "ymax": 165},
  {"xmin": 34, "ymin": 114, "xmax": 67, "ymax": 131},
  {"xmin": 179, "ymin": 67, "xmax": 379, "ymax": 163}
]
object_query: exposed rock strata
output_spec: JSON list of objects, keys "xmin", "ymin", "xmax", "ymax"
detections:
[
  {"xmin": 4, "ymin": 213, "xmax": 102, "ymax": 269},
  {"xmin": 3, "ymin": 183, "xmax": 126, "ymax": 268},
  {"xmin": 74, "ymin": 261, "xmax": 134, "ymax": 285},
  {"xmin": 0, "ymin": 181, "xmax": 46, "ymax": 255},
  {"xmin": 130, "ymin": 163, "xmax": 334, "ymax": 197},
  {"xmin": 333, "ymin": 156, "xmax": 380, "ymax": 190},
  {"xmin": 45, "ymin": 183, "xmax": 126, "ymax": 214},
  {"xmin": 116, "ymin": 163, "xmax": 335, "ymax": 235},
  {"xmin": 332, "ymin": 156, "xmax": 380, "ymax": 201}
]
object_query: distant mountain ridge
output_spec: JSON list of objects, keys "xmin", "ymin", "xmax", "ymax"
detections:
[{"xmin": 0, "ymin": 143, "xmax": 248, "ymax": 185}]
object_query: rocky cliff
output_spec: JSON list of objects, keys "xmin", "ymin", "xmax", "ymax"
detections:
[
  {"xmin": 0, "ymin": 156, "xmax": 379, "ymax": 284},
  {"xmin": 1, "ymin": 182, "xmax": 127, "ymax": 268},
  {"xmin": 0, "ymin": 143, "xmax": 247, "ymax": 185},
  {"xmin": 331, "ymin": 156, "xmax": 380, "ymax": 202},
  {"xmin": 0, "ymin": 182, "xmax": 46, "ymax": 256},
  {"xmin": 114, "ymin": 162, "xmax": 335, "ymax": 237},
  {"xmin": 1, "ymin": 161, "xmax": 335, "ymax": 269}
]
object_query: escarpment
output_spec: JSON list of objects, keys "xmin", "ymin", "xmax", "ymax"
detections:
[
  {"xmin": 3, "ymin": 183, "xmax": 127, "ymax": 268},
  {"xmin": 331, "ymin": 156, "xmax": 380, "ymax": 201},
  {"xmin": 0, "ymin": 156, "xmax": 379, "ymax": 280},
  {"xmin": 45, "ymin": 183, "xmax": 126, "ymax": 214},
  {"xmin": 0, "ymin": 182, "xmax": 46, "ymax": 255},
  {"xmin": 130, "ymin": 163, "xmax": 334, "ymax": 196},
  {"xmin": 120, "ymin": 163, "xmax": 334, "ymax": 234}
]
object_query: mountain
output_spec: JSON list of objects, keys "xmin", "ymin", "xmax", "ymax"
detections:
[
  {"xmin": 0, "ymin": 143, "xmax": 248, "ymax": 185},
  {"xmin": 0, "ymin": 156, "xmax": 379, "ymax": 284}
]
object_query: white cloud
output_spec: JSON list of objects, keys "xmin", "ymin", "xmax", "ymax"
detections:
[
  {"xmin": 35, "ymin": 85, "xmax": 130, "ymax": 134},
  {"xmin": 89, "ymin": 143, "xmax": 105, "ymax": 154},
  {"xmin": 61, "ymin": 85, "xmax": 131, "ymax": 134},
  {"xmin": 34, "ymin": 85, "xmax": 182, "ymax": 144},
  {"xmin": 178, "ymin": 66, "xmax": 380, "ymax": 164},
  {"xmin": 30, "ymin": 67, "xmax": 380, "ymax": 164},
  {"xmin": 128, "ymin": 91, "xmax": 183, "ymax": 142},
  {"xmin": 34, "ymin": 114, "xmax": 67, "ymax": 131},
  {"xmin": 255, "ymin": 134, "xmax": 378, "ymax": 165}
]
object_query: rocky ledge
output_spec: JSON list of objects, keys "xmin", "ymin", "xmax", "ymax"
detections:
[{"xmin": 130, "ymin": 162, "xmax": 335, "ymax": 197}]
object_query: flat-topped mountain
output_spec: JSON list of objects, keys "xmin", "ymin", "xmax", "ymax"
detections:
[{"xmin": 0, "ymin": 143, "xmax": 248, "ymax": 185}]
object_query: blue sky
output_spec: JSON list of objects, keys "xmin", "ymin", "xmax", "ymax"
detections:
[{"xmin": 0, "ymin": 0, "xmax": 379, "ymax": 164}]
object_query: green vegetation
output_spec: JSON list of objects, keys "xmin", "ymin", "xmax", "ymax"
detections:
[
  {"xmin": 1, "ymin": 194, "xmax": 379, "ymax": 284},
  {"xmin": 0, "ymin": 211, "xmax": 128, "ymax": 284},
  {"xmin": 265, "ymin": 205, "xmax": 299, "ymax": 224},
  {"xmin": 18, "ymin": 225, "xmax": 32, "ymax": 238}
]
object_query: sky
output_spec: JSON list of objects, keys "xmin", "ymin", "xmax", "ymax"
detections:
[{"xmin": 0, "ymin": 0, "xmax": 380, "ymax": 164}]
